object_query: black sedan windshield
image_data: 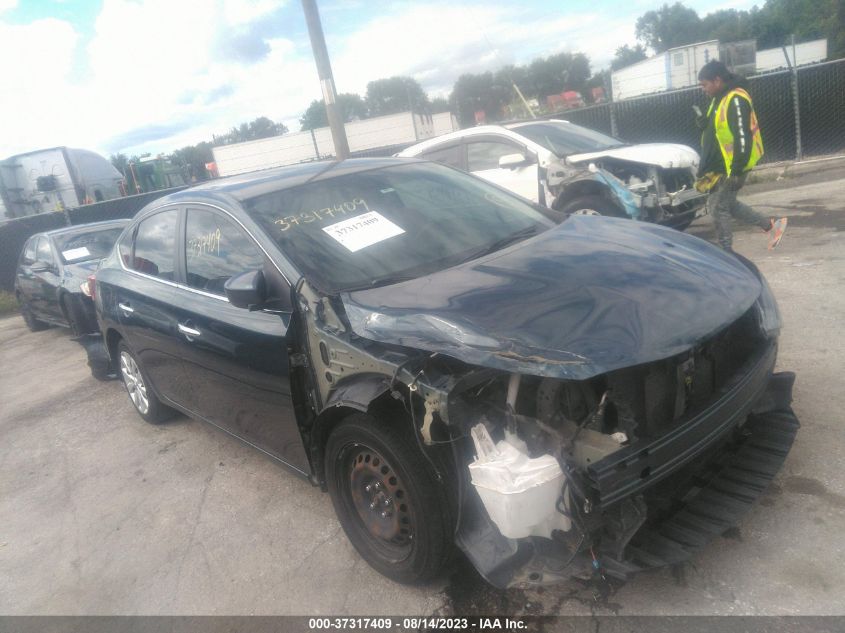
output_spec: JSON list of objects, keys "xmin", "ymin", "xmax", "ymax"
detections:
[
  {"xmin": 511, "ymin": 121, "xmax": 624, "ymax": 156},
  {"xmin": 54, "ymin": 227, "xmax": 125, "ymax": 264},
  {"xmin": 243, "ymin": 162, "xmax": 555, "ymax": 292}
]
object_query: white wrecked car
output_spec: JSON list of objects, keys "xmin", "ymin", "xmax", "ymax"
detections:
[{"xmin": 398, "ymin": 120, "xmax": 706, "ymax": 229}]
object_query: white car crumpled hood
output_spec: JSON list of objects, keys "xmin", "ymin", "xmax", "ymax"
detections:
[{"xmin": 567, "ymin": 143, "xmax": 700, "ymax": 169}]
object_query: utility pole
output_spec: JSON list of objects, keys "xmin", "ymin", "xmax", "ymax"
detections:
[{"xmin": 302, "ymin": 0, "xmax": 349, "ymax": 160}]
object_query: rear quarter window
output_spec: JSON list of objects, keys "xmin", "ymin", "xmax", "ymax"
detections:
[{"xmin": 131, "ymin": 210, "xmax": 178, "ymax": 280}]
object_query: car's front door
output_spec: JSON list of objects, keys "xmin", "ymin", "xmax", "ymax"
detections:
[
  {"xmin": 465, "ymin": 137, "xmax": 540, "ymax": 203},
  {"xmin": 173, "ymin": 206, "xmax": 308, "ymax": 473},
  {"xmin": 117, "ymin": 208, "xmax": 194, "ymax": 404},
  {"xmin": 33, "ymin": 236, "xmax": 63, "ymax": 322}
]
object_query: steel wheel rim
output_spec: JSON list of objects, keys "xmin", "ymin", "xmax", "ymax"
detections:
[
  {"xmin": 120, "ymin": 351, "xmax": 149, "ymax": 415},
  {"xmin": 344, "ymin": 443, "xmax": 414, "ymax": 559},
  {"xmin": 572, "ymin": 208, "xmax": 601, "ymax": 216}
]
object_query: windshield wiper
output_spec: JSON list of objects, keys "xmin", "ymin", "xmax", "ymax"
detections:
[{"xmin": 458, "ymin": 226, "xmax": 540, "ymax": 264}]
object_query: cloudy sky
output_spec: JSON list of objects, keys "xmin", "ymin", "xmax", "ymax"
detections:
[{"xmin": 0, "ymin": 0, "xmax": 759, "ymax": 159}]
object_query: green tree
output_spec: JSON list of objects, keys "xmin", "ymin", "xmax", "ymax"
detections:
[
  {"xmin": 636, "ymin": 3, "xmax": 703, "ymax": 53},
  {"xmin": 110, "ymin": 153, "xmax": 129, "ymax": 177},
  {"xmin": 611, "ymin": 44, "xmax": 648, "ymax": 71},
  {"xmin": 633, "ymin": 0, "xmax": 843, "ymax": 60},
  {"xmin": 429, "ymin": 96, "xmax": 450, "ymax": 112},
  {"xmin": 528, "ymin": 52, "xmax": 591, "ymax": 99},
  {"xmin": 365, "ymin": 76, "xmax": 430, "ymax": 116},
  {"xmin": 448, "ymin": 72, "xmax": 511, "ymax": 127},
  {"xmin": 299, "ymin": 93, "xmax": 368, "ymax": 130},
  {"xmin": 171, "ymin": 142, "xmax": 215, "ymax": 182},
  {"xmin": 215, "ymin": 117, "xmax": 288, "ymax": 145}
]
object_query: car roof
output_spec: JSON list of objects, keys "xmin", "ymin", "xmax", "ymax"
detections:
[
  {"xmin": 41, "ymin": 219, "xmax": 130, "ymax": 238},
  {"xmin": 396, "ymin": 121, "xmax": 574, "ymax": 157},
  {"xmin": 159, "ymin": 157, "xmax": 425, "ymax": 205}
]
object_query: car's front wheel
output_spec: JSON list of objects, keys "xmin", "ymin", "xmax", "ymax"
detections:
[
  {"xmin": 558, "ymin": 194, "xmax": 625, "ymax": 217},
  {"xmin": 117, "ymin": 341, "xmax": 174, "ymax": 424},
  {"xmin": 325, "ymin": 413, "xmax": 454, "ymax": 584}
]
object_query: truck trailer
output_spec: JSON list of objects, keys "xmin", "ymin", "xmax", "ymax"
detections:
[{"xmin": 0, "ymin": 147, "xmax": 124, "ymax": 220}]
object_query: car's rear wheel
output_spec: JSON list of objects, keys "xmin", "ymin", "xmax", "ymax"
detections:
[
  {"xmin": 558, "ymin": 194, "xmax": 625, "ymax": 217},
  {"xmin": 325, "ymin": 413, "xmax": 454, "ymax": 584},
  {"xmin": 117, "ymin": 341, "xmax": 173, "ymax": 424},
  {"xmin": 19, "ymin": 297, "xmax": 49, "ymax": 332}
]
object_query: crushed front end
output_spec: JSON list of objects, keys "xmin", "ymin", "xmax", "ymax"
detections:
[
  {"xmin": 317, "ymin": 216, "xmax": 798, "ymax": 589},
  {"xmin": 435, "ymin": 304, "xmax": 798, "ymax": 588}
]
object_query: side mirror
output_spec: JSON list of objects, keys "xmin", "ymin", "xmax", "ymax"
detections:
[
  {"xmin": 30, "ymin": 261, "xmax": 50, "ymax": 273},
  {"xmin": 499, "ymin": 153, "xmax": 532, "ymax": 169},
  {"xmin": 224, "ymin": 269, "xmax": 267, "ymax": 310}
]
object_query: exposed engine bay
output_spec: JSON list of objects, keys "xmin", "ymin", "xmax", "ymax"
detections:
[{"xmin": 546, "ymin": 155, "xmax": 707, "ymax": 225}]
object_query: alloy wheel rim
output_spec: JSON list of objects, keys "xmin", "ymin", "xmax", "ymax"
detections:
[
  {"xmin": 120, "ymin": 351, "xmax": 149, "ymax": 415},
  {"xmin": 572, "ymin": 208, "xmax": 601, "ymax": 216}
]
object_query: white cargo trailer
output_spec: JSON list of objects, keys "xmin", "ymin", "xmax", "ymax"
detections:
[
  {"xmin": 213, "ymin": 111, "xmax": 435, "ymax": 177},
  {"xmin": 756, "ymin": 39, "xmax": 828, "ymax": 72},
  {"xmin": 612, "ymin": 41, "xmax": 720, "ymax": 100},
  {"xmin": 432, "ymin": 112, "xmax": 459, "ymax": 136}
]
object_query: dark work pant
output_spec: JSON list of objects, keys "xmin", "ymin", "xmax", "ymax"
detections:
[{"xmin": 707, "ymin": 174, "xmax": 770, "ymax": 250}]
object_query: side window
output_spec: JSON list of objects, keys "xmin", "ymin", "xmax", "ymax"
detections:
[
  {"xmin": 132, "ymin": 210, "xmax": 178, "ymax": 280},
  {"xmin": 23, "ymin": 238, "xmax": 37, "ymax": 264},
  {"xmin": 185, "ymin": 209, "xmax": 264, "ymax": 296},
  {"xmin": 421, "ymin": 145, "xmax": 463, "ymax": 169},
  {"xmin": 35, "ymin": 237, "xmax": 54, "ymax": 266},
  {"xmin": 467, "ymin": 141, "xmax": 523, "ymax": 171}
]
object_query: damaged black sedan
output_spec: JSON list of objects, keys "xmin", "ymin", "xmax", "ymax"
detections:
[{"xmin": 93, "ymin": 158, "xmax": 798, "ymax": 587}]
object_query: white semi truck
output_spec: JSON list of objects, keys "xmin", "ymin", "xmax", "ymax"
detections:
[{"xmin": 0, "ymin": 147, "xmax": 124, "ymax": 220}]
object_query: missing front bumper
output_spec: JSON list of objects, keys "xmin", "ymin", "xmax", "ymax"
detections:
[{"xmin": 455, "ymin": 370, "xmax": 799, "ymax": 588}]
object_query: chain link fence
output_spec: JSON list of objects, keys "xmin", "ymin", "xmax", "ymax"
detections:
[{"xmin": 549, "ymin": 58, "xmax": 845, "ymax": 165}]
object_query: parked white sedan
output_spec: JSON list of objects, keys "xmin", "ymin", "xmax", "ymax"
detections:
[{"xmin": 398, "ymin": 120, "xmax": 706, "ymax": 229}]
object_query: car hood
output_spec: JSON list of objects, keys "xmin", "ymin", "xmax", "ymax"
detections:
[
  {"xmin": 566, "ymin": 143, "xmax": 700, "ymax": 169},
  {"xmin": 342, "ymin": 217, "xmax": 761, "ymax": 380}
]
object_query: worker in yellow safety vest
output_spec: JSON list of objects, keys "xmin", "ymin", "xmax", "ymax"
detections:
[{"xmin": 695, "ymin": 60, "xmax": 787, "ymax": 251}]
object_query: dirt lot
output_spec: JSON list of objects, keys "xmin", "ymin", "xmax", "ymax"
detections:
[{"xmin": 1, "ymin": 169, "xmax": 843, "ymax": 616}]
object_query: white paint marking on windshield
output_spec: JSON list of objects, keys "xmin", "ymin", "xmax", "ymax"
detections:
[{"xmin": 322, "ymin": 211, "xmax": 405, "ymax": 253}]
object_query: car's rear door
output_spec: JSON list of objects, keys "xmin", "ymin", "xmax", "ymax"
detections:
[
  {"xmin": 465, "ymin": 136, "xmax": 540, "ymax": 203},
  {"xmin": 171, "ymin": 206, "xmax": 308, "ymax": 473},
  {"xmin": 116, "ymin": 207, "xmax": 194, "ymax": 404}
]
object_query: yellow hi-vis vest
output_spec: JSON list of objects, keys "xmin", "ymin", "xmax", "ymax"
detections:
[{"xmin": 705, "ymin": 87, "xmax": 764, "ymax": 174}]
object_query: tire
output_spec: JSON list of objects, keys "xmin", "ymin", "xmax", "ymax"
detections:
[
  {"xmin": 325, "ymin": 413, "xmax": 454, "ymax": 584},
  {"xmin": 558, "ymin": 194, "xmax": 625, "ymax": 217},
  {"xmin": 19, "ymin": 298, "xmax": 49, "ymax": 332},
  {"xmin": 117, "ymin": 341, "xmax": 174, "ymax": 424}
]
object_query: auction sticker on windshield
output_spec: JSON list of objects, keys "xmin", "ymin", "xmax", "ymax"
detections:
[
  {"xmin": 62, "ymin": 247, "xmax": 90, "ymax": 261},
  {"xmin": 323, "ymin": 211, "xmax": 405, "ymax": 253}
]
